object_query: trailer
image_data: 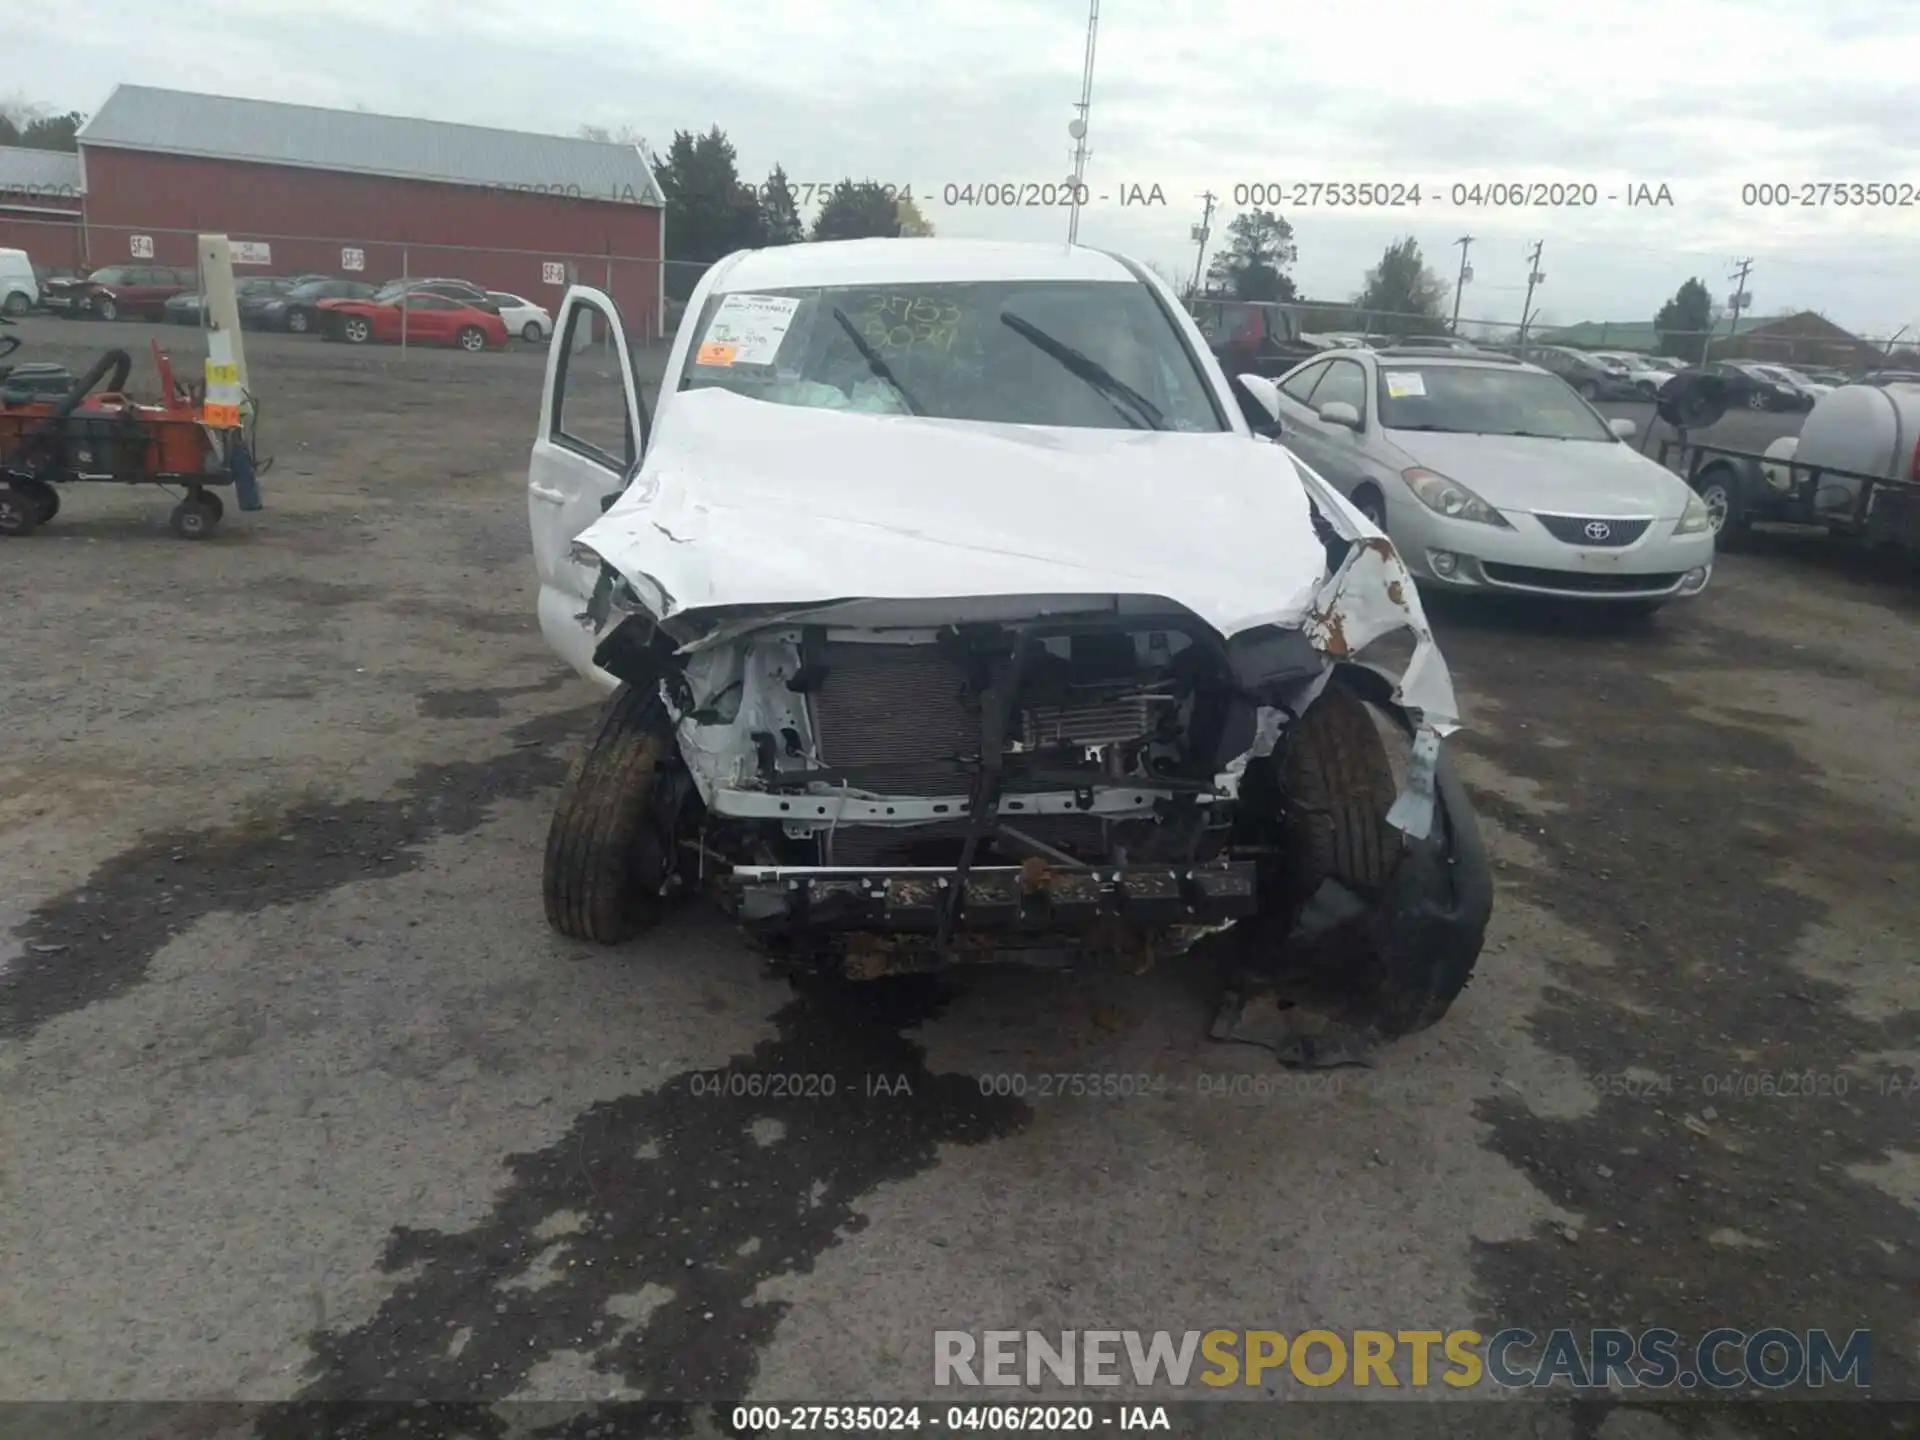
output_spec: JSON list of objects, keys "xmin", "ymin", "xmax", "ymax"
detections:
[
  {"xmin": 0, "ymin": 339, "xmax": 264, "ymax": 539},
  {"xmin": 1657, "ymin": 376, "xmax": 1920, "ymax": 554}
]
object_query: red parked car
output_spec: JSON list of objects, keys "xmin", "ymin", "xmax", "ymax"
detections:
[{"xmin": 316, "ymin": 290, "xmax": 509, "ymax": 352}]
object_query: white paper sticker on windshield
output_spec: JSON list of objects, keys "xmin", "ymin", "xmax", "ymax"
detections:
[
  {"xmin": 699, "ymin": 293, "xmax": 803, "ymax": 367},
  {"xmin": 1385, "ymin": 371, "xmax": 1426, "ymax": 398}
]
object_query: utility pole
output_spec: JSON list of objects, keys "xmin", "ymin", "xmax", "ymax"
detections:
[
  {"xmin": 1517, "ymin": 240, "xmax": 1545, "ymax": 346},
  {"xmin": 1450, "ymin": 235, "xmax": 1474, "ymax": 333},
  {"xmin": 1065, "ymin": 0, "xmax": 1100, "ymax": 245},
  {"xmin": 1189, "ymin": 190, "xmax": 1217, "ymax": 298},
  {"xmin": 1714, "ymin": 257, "xmax": 1753, "ymax": 363}
]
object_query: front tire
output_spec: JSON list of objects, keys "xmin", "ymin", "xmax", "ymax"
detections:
[
  {"xmin": 544, "ymin": 685, "xmax": 692, "ymax": 944},
  {"xmin": 1351, "ymin": 487, "xmax": 1388, "ymax": 530},
  {"xmin": 1284, "ymin": 682, "xmax": 1399, "ymax": 900},
  {"xmin": 1745, "ymin": 390, "xmax": 1769, "ymax": 411},
  {"xmin": 522, "ymin": 321, "xmax": 545, "ymax": 344},
  {"xmin": 94, "ymin": 295, "xmax": 119, "ymax": 322},
  {"xmin": 342, "ymin": 316, "xmax": 372, "ymax": 345},
  {"xmin": 457, "ymin": 325, "xmax": 487, "ymax": 352},
  {"xmin": 287, "ymin": 309, "xmax": 311, "ymax": 334}
]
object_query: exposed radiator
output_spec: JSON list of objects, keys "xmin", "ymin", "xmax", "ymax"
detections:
[
  {"xmin": 806, "ymin": 641, "xmax": 1116, "ymax": 866},
  {"xmin": 808, "ymin": 642, "xmax": 980, "ymax": 797}
]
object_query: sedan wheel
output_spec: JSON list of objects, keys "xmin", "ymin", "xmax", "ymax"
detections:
[
  {"xmin": 1579, "ymin": 379, "xmax": 1600, "ymax": 399},
  {"xmin": 287, "ymin": 309, "xmax": 310, "ymax": 334},
  {"xmin": 1746, "ymin": 390, "xmax": 1770, "ymax": 410},
  {"xmin": 522, "ymin": 320, "xmax": 545, "ymax": 343},
  {"xmin": 343, "ymin": 317, "xmax": 372, "ymax": 344},
  {"xmin": 1353, "ymin": 489, "xmax": 1388, "ymax": 529},
  {"xmin": 94, "ymin": 295, "xmax": 119, "ymax": 322},
  {"xmin": 457, "ymin": 325, "xmax": 487, "ymax": 352}
]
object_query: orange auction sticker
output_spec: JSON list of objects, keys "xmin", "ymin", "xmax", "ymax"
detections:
[{"xmin": 697, "ymin": 342, "xmax": 738, "ymax": 366}]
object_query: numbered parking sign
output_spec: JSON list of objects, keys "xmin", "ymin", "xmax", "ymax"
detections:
[
  {"xmin": 341, "ymin": 247, "xmax": 365, "ymax": 272},
  {"xmin": 130, "ymin": 235, "xmax": 154, "ymax": 258},
  {"xmin": 542, "ymin": 261, "xmax": 567, "ymax": 286}
]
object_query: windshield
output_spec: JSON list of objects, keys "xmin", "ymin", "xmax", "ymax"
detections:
[
  {"xmin": 679, "ymin": 278, "xmax": 1225, "ymax": 431},
  {"xmin": 86, "ymin": 268, "xmax": 129, "ymax": 283},
  {"xmin": 1377, "ymin": 364, "xmax": 1617, "ymax": 440}
]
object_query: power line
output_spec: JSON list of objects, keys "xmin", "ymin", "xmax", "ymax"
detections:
[
  {"xmin": 1517, "ymin": 240, "xmax": 1545, "ymax": 344},
  {"xmin": 1450, "ymin": 235, "xmax": 1474, "ymax": 333},
  {"xmin": 1064, "ymin": 0, "xmax": 1099, "ymax": 245},
  {"xmin": 1189, "ymin": 190, "xmax": 1216, "ymax": 296}
]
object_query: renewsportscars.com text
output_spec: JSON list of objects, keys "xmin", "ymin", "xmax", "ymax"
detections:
[{"xmin": 933, "ymin": 1328, "xmax": 1871, "ymax": 1391}]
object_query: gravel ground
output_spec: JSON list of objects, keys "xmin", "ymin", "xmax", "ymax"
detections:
[{"xmin": 1, "ymin": 315, "xmax": 1915, "ymax": 1437}]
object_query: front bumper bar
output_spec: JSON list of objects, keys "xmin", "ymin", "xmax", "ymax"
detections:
[{"xmin": 733, "ymin": 862, "xmax": 1258, "ymax": 935}]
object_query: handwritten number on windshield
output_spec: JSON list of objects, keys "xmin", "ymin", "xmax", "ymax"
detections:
[{"xmin": 859, "ymin": 294, "xmax": 960, "ymax": 352}]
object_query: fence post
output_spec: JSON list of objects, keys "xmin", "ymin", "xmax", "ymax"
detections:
[
  {"xmin": 606, "ymin": 258, "xmax": 615, "ymax": 356},
  {"xmin": 401, "ymin": 246, "xmax": 409, "ymax": 355}
]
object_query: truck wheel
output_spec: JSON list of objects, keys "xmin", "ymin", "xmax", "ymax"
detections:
[
  {"xmin": 544, "ymin": 684, "xmax": 693, "ymax": 944},
  {"xmin": 1694, "ymin": 464, "xmax": 1752, "ymax": 551},
  {"xmin": 1, "ymin": 291, "xmax": 28, "ymax": 317},
  {"xmin": 0, "ymin": 486, "xmax": 41, "ymax": 537},
  {"xmin": 1284, "ymin": 682, "xmax": 1399, "ymax": 899}
]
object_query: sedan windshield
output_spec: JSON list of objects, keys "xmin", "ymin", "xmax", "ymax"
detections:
[
  {"xmin": 678, "ymin": 278, "xmax": 1225, "ymax": 431},
  {"xmin": 1377, "ymin": 365, "xmax": 1617, "ymax": 440}
]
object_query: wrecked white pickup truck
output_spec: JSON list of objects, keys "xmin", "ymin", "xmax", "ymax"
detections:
[{"xmin": 527, "ymin": 239, "xmax": 1491, "ymax": 1038}]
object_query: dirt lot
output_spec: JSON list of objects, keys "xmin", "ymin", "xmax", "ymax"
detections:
[{"xmin": 2, "ymin": 315, "xmax": 1916, "ymax": 1436}]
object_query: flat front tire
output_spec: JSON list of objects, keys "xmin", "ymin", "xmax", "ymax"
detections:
[{"xmin": 544, "ymin": 685, "xmax": 688, "ymax": 944}]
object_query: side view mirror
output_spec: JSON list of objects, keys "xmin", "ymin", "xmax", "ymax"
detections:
[
  {"xmin": 1609, "ymin": 417, "xmax": 1637, "ymax": 439},
  {"xmin": 1317, "ymin": 399, "xmax": 1362, "ymax": 430},
  {"xmin": 1237, "ymin": 373, "xmax": 1283, "ymax": 423}
]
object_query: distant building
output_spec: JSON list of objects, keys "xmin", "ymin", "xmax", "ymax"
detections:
[
  {"xmin": 0, "ymin": 146, "xmax": 85, "ymax": 269},
  {"xmin": 1, "ymin": 85, "xmax": 666, "ymax": 332},
  {"xmin": 1538, "ymin": 313, "xmax": 1885, "ymax": 368}
]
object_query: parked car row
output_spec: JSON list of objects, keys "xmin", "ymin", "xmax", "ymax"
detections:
[{"xmin": 16, "ymin": 261, "xmax": 554, "ymax": 353}]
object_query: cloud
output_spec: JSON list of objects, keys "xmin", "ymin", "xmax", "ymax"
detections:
[{"xmin": 18, "ymin": 0, "xmax": 1920, "ymax": 333}]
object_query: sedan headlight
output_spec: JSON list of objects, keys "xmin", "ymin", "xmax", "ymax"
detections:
[
  {"xmin": 1675, "ymin": 491, "xmax": 1712, "ymax": 534},
  {"xmin": 1401, "ymin": 467, "xmax": 1512, "ymax": 527}
]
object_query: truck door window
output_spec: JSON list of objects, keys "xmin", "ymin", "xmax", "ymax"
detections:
[{"xmin": 552, "ymin": 307, "xmax": 635, "ymax": 470}]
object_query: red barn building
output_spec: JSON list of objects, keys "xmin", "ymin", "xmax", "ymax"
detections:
[{"xmin": 72, "ymin": 85, "xmax": 664, "ymax": 333}]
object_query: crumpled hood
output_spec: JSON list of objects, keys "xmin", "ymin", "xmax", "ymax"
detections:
[
  {"xmin": 1388, "ymin": 429, "xmax": 1696, "ymax": 517},
  {"xmin": 576, "ymin": 387, "xmax": 1332, "ymax": 637}
]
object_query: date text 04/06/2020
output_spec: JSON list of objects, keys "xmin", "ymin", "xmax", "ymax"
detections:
[{"xmin": 1228, "ymin": 181, "xmax": 1675, "ymax": 208}]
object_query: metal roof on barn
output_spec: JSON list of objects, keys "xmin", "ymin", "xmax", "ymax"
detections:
[
  {"xmin": 0, "ymin": 146, "xmax": 83, "ymax": 196},
  {"xmin": 78, "ymin": 85, "xmax": 663, "ymax": 206}
]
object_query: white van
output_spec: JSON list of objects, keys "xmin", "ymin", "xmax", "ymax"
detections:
[{"xmin": 1, "ymin": 249, "xmax": 40, "ymax": 316}]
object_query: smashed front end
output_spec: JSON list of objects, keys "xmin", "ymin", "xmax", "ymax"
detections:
[{"xmin": 574, "ymin": 481, "xmax": 1491, "ymax": 1034}]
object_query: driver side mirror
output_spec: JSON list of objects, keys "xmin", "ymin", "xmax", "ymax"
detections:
[
  {"xmin": 1608, "ymin": 417, "xmax": 1636, "ymax": 439},
  {"xmin": 1317, "ymin": 399, "xmax": 1362, "ymax": 430},
  {"xmin": 1237, "ymin": 372, "xmax": 1283, "ymax": 424}
]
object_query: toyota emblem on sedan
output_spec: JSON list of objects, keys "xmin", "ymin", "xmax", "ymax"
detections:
[{"xmin": 1584, "ymin": 520, "xmax": 1613, "ymax": 540}]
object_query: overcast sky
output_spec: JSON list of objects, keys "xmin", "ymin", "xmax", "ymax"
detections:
[{"xmin": 15, "ymin": 0, "xmax": 1920, "ymax": 336}]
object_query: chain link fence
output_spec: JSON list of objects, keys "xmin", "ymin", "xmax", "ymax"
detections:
[{"xmin": 0, "ymin": 215, "xmax": 666, "ymax": 347}]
